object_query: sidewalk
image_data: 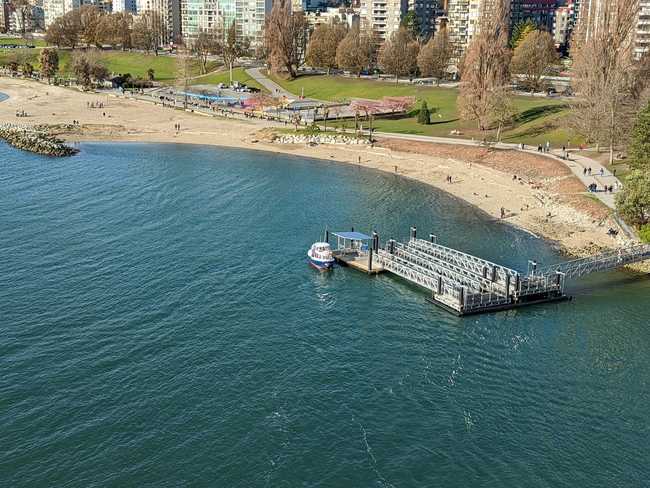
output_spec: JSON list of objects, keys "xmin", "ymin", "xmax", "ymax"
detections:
[{"xmin": 245, "ymin": 67, "xmax": 295, "ymax": 99}]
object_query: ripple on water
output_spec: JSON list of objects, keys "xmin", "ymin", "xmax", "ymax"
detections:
[{"xmin": 1, "ymin": 142, "xmax": 649, "ymax": 488}]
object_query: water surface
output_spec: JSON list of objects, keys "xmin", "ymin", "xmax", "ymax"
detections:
[{"xmin": 1, "ymin": 142, "xmax": 649, "ymax": 487}]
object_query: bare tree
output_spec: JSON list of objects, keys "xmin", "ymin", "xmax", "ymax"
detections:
[
  {"xmin": 511, "ymin": 29, "xmax": 559, "ymax": 92},
  {"xmin": 98, "ymin": 12, "xmax": 133, "ymax": 50},
  {"xmin": 39, "ymin": 48, "xmax": 59, "ymax": 82},
  {"xmin": 305, "ymin": 23, "xmax": 347, "ymax": 74},
  {"xmin": 457, "ymin": 0, "xmax": 512, "ymax": 131},
  {"xmin": 132, "ymin": 11, "xmax": 164, "ymax": 55},
  {"xmin": 264, "ymin": 0, "xmax": 308, "ymax": 78},
  {"xmin": 192, "ymin": 29, "xmax": 219, "ymax": 74},
  {"xmin": 570, "ymin": 0, "xmax": 645, "ymax": 164},
  {"xmin": 10, "ymin": 0, "xmax": 33, "ymax": 42},
  {"xmin": 45, "ymin": 10, "xmax": 82, "ymax": 48},
  {"xmin": 215, "ymin": 20, "xmax": 251, "ymax": 83},
  {"xmin": 79, "ymin": 5, "xmax": 103, "ymax": 47},
  {"xmin": 379, "ymin": 26, "xmax": 419, "ymax": 84},
  {"xmin": 417, "ymin": 25, "xmax": 452, "ymax": 84},
  {"xmin": 335, "ymin": 25, "xmax": 376, "ymax": 76}
]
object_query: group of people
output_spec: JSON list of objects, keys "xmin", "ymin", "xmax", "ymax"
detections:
[
  {"xmin": 588, "ymin": 183, "xmax": 616, "ymax": 193},
  {"xmin": 15, "ymin": 109, "xmax": 28, "ymax": 117},
  {"xmin": 87, "ymin": 101, "xmax": 105, "ymax": 109},
  {"xmin": 536, "ymin": 141, "xmax": 552, "ymax": 153}
]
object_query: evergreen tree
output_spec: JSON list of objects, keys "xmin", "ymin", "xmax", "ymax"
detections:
[
  {"xmin": 417, "ymin": 100, "xmax": 431, "ymax": 125},
  {"xmin": 629, "ymin": 101, "xmax": 650, "ymax": 169},
  {"xmin": 510, "ymin": 19, "xmax": 537, "ymax": 48}
]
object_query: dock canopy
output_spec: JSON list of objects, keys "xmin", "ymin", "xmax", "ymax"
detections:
[{"xmin": 331, "ymin": 231, "xmax": 371, "ymax": 241}]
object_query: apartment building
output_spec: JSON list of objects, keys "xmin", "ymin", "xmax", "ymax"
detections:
[
  {"xmin": 43, "ymin": 0, "xmax": 80, "ymax": 27},
  {"xmin": 636, "ymin": 0, "xmax": 650, "ymax": 59},
  {"xmin": 407, "ymin": 0, "xmax": 440, "ymax": 38},
  {"xmin": 553, "ymin": 4, "xmax": 570, "ymax": 46},
  {"xmin": 179, "ymin": 0, "xmax": 219, "ymax": 39},
  {"xmin": 446, "ymin": 0, "xmax": 483, "ymax": 57},
  {"xmin": 359, "ymin": 0, "xmax": 407, "ymax": 41},
  {"xmin": 136, "ymin": 0, "xmax": 181, "ymax": 44},
  {"xmin": 112, "ymin": 0, "xmax": 137, "ymax": 13},
  {"xmin": 510, "ymin": 0, "xmax": 558, "ymax": 32}
]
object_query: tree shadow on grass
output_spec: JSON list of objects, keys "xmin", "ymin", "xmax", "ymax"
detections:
[{"xmin": 513, "ymin": 104, "xmax": 568, "ymax": 125}]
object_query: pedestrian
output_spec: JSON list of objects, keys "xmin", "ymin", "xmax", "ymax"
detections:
[
  {"xmin": 600, "ymin": 168, "xmax": 604, "ymax": 177},
  {"xmin": 613, "ymin": 169, "xmax": 617, "ymax": 177},
  {"xmin": 500, "ymin": 207, "xmax": 505, "ymax": 219},
  {"xmin": 588, "ymin": 167, "xmax": 592, "ymax": 176},
  {"xmin": 583, "ymin": 167, "xmax": 587, "ymax": 176},
  {"xmin": 545, "ymin": 141, "xmax": 550, "ymax": 152}
]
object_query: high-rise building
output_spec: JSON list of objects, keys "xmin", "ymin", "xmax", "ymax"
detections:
[
  {"xmin": 137, "ymin": 0, "xmax": 181, "ymax": 44},
  {"xmin": 510, "ymin": 0, "xmax": 558, "ymax": 32},
  {"xmin": 359, "ymin": 0, "xmax": 407, "ymax": 41},
  {"xmin": 635, "ymin": 0, "xmax": 650, "ymax": 59},
  {"xmin": 446, "ymin": 0, "xmax": 483, "ymax": 58},
  {"xmin": 113, "ymin": 0, "xmax": 137, "ymax": 13},
  {"xmin": 0, "ymin": 0, "xmax": 9, "ymax": 32},
  {"xmin": 237, "ymin": 0, "xmax": 272, "ymax": 45},
  {"xmin": 407, "ymin": 0, "xmax": 440, "ymax": 38},
  {"xmin": 179, "ymin": 0, "xmax": 219, "ymax": 39},
  {"xmin": 553, "ymin": 4, "xmax": 571, "ymax": 47},
  {"xmin": 43, "ymin": 0, "xmax": 80, "ymax": 27}
]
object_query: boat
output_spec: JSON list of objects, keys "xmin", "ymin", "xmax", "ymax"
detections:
[{"xmin": 307, "ymin": 242, "xmax": 335, "ymax": 271}]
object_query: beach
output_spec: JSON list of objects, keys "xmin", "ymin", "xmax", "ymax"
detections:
[{"xmin": 0, "ymin": 77, "xmax": 628, "ymax": 256}]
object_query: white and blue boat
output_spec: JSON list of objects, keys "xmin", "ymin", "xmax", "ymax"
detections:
[{"xmin": 307, "ymin": 242, "xmax": 335, "ymax": 271}]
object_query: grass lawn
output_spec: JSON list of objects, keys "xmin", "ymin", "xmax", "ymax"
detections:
[
  {"xmin": 0, "ymin": 38, "xmax": 47, "ymax": 47},
  {"xmin": 189, "ymin": 67, "xmax": 266, "ymax": 91},
  {"xmin": 0, "ymin": 49, "xmax": 212, "ymax": 82},
  {"xmin": 270, "ymin": 73, "xmax": 583, "ymax": 146}
]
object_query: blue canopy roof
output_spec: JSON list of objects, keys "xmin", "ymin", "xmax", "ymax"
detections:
[{"xmin": 332, "ymin": 231, "xmax": 371, "ymax": 241}]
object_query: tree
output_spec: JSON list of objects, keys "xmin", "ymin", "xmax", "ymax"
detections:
[
  {"xmin": 98, "ymin": 12, "xmax": 133, "ymax": 49},
  {"xmin": 570, "ymin": 0, "xmax": 645, "ymax": 164},
  {"xmin": 21, "ymin": 62, "xmax": 33, "ymax": 77},
  {"xmin": 305, "ymin": 23, "xmax": 347, "ymax": 74},
  {"xmin": 147, "ymin": 68, "xmax": 155, "ymax": 81},
  {"xmin": 45, "ymin": 10, "xmax": 82, "ymax": 48},
  {"xmin": 335, "ymin": 25, "xmax": 375, "ymax": 76},
  {"xmin": 264, "ymin": 0, "xmax": 308, "ymax": 78},
  {"xmin": 39, "ymin": 48, "xmax": 59, "ymax": 82},
  {"xmin": 417, "ymin": 100, "xmax": 430, "ymax": 125},
  {"xmin": 132, "ymin": 11, "xmax": 164, "ymax": 55},
  {"xmin": 510, "ymin": 19, "xmax": 537, "ymax": 48},
  {"xmin": 193, "ymin": 29, "xmax": 219, "ymax": 74},
  {"xmin": 511, "ymin": 29, "xmax": 559, "ymax": 92},
  {"xmin": 10, "ymin": 0, "xmax": 33, "ymax": 42},
  {"xmin": 417, "ymin": 25, "xmax": 452, "ymax": 83},
  {"xmin": 457, "ymin": 0, "xmax": 512, "ymax": 131},
  {"xmin": 79, "ymin": 5, "xmax": 103, "ymax": 47},
  {"xmin": 401, "ymin": 10, "xmax": 421, "ymax": 40},
  {"xmin": 616, "ymin": 170, "xmax": 650, "ymax": 226},
  {"xmin": 629, "ymin": 101, "xmax": 650, "ymax": 169},
  {"xmin": 216, "ymin": 20, "xmax": 251, "ymax": 83},
  {"xmin": 72, "ymin": 51, "xmax": 108, "ymax": 89},
  {"xmin": 378, "ymin": 26, "xmax": 419, "ymax": 83}
]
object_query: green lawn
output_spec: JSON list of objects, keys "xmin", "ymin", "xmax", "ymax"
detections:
[
  {"xmin": 270, "ymin": 73, "xmax": 581, "ymax": 146},
  {"xmin": 189, "ymin": 67, "xmax": 266, "ymax": 91},
  {"xmin": 0, "ymin": 49, "xmax": 213, "ymax": 82},
  {"xmin": 0, "ymin": 37, "xmax": 47, "ymax": 47}
]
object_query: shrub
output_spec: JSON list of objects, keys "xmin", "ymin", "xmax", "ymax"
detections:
[
  {"xmin": 417, "ymin": 100, "xmax": 430, "ymax": 125},
  {"xmin": 640, "ymin": 224, "xmax": 650, "ymax": 243}
]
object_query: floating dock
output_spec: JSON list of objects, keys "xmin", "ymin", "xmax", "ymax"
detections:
[{"xmin": 327, "ymin": 227, "xmax": 650, "ymax": 316}]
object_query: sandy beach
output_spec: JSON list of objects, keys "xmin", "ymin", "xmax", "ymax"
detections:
[{"xmin": 0, "ymin": 77, "xmax": 631, "ymax": 257}]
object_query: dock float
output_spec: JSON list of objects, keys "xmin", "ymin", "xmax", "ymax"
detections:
[{"xmin": 327, "ymin": 226, "xmax": 650, "ymax": 316}]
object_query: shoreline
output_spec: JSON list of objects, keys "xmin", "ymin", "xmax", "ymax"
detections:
[{"xmin": 0, "ymin": 76, "xmax": 634, "ymax": 260}]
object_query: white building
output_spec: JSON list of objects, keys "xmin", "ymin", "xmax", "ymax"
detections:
[
  {"xmin": 305, "ymin": 7, "xmax": 359, "ymax": 30},
  {"xmin": 553, "ymin": 5, "xmax": 571, "ymax": 47},
  {"xmin": 446, "ymin": 0, "xmax": 483, "ymax": 58},
  {"xmin": 236, "ymin": 0, "xmax": 272, "ymax": 46},
  {"xmin": 359, "ymin": 0, "xmax": 407, "ymax": 41},
  {"xmin": 635, "ymin": 0, "xmax": 650, "ymax": 59},
  {"xmin": 43, "ymin": 0, "xmax": 80, "ymax": 27},
  {"xmin": 113, "ymin": 0, "xmax": 137, "ymax": 13},
  {"xmin": 137, "ymin": 0, "xmax": 181, "ymax": 44}
]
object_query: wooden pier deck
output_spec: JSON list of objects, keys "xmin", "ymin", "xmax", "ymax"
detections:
[{"xmin": 334, "ymin": 252, "xmax": 385, "ymax": 275}]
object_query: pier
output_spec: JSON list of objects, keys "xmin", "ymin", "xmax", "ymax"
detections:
[{"xmin": 328, "ymin": 227, "xmax": 650, "ymax": 316}]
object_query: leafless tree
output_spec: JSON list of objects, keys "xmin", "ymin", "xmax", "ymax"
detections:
[
  {"xmin": 417, "ymin": 25, "xmax": 452, "ymax": 84},
  {"xmin": 457, "ymin": 0, "xmax": 512, "ymax": 131},
  {"xmin": 379, "ymin": 26, "xmax": 419, "ymax": 84},
  {"xmin": 264, "ymin": 0, "xmax": 308, "ymax": 78},
  {"xmin": 570, "ymin": 0, "xmax": 645, "ymax": 163},
  {"xmin": 511, "ymin": 29, "xmax": 559, "ymax": 92},
  {"xmin": 305, "ymin": 22, "xmax": 347, "ymax": 74}
]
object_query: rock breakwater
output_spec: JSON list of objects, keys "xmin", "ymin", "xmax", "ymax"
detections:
[
  {"xmin": 0, "ymin": 124, "xmax": 79, "ymax": 157},
  {"xmin": 274, "ymin": 133, "xmax": 370, "ymax": 146}
]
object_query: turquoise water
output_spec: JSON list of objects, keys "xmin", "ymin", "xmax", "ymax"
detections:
[
  {"xmin": 0, "ymin": 92, "xmax": 8, "ymax": 102},
  {"xmin": 1, "ymin": 142, "xmax": 649, "ymax": 487}
]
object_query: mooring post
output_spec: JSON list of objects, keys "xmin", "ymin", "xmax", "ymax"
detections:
[
  {"xmin": 437, "ymin": 276, "xmax": 443, "ymax": 294},
  {"xmin": 372, "ymin": 231, "xmax": 379, "ymax": 252},
  {"xmin": 514, "ymin": 274, "xmax": 520, "ymax": 293},
  {"xmin": 325, "ymin": 230, "xmax": 329, "ymax": 243},
  {"xmin": 491, "ymin": 266, "xmax": 497, "ymax": 282},
  {"xmin": 505, "ymin": 274, "xmax": 511, "ymax": 297},
  {"xmin": 429, "ymin": 233, "xmax": 437, "ymax": 244},
  {"xmin": 410, "ymin": 226, "xmax": 416, "ymax": 241},
  {"xmin": 368, "ymin": 247, "xmax": 373, "ymax": 272},
  {"xmin": 459, "ymin": 287, "xmax": 465, "ymax": 309}
]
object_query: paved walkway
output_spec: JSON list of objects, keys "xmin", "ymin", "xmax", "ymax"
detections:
[{"xmin": 245, "ymin": 68, "xmax": 295, "ymax": 98}]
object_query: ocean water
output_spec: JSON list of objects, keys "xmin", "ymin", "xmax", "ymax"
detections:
[{"xmin": 1, "ymin": 142, "xmax": 649, "ymax": 487}]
